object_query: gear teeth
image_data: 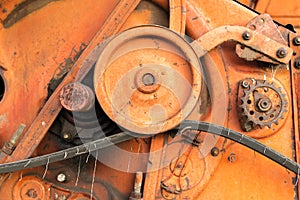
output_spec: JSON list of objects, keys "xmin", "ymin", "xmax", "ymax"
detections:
[{"xmin": 238, "ymin": 79, "xmax": 287, "ymax": 131}]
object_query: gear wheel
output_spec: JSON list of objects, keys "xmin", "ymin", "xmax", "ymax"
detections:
[{"xmin": 239, "ymin": 79, "xmax": 288, "ymax": 131}]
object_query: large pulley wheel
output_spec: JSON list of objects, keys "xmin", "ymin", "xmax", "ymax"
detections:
[{"xmin": 94, "ymin": 25, "xmax": 202, "ymax": 134}]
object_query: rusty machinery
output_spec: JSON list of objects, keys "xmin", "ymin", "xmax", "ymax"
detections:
[{"xmin": 1, "ymin": 0, "xmax": 300, "ymax": 199}]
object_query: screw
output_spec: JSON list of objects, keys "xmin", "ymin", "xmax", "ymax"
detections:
[
  {"xmin": 276, "ymin": 48, "xmax": 287, "ymax": 58},
  {"xmin": 294, "ymin": 57, "xmax": 300, "ymax": 69},
  {"xmin": 293, "ymin": 36, "xmax": 300, "ymax": 46},
  {"xmin": 228, "ymin": 153, "xmax": 237, "ymax": 162},
  {"xmin": 242, "ymin": 31, "xmax": 251, "ymax": 40},
  {"xmin": 56, "ymin": 173, "xmax": 67, "ymax": 183},
  {"xmin": 211, "ymin": 147, "xmax": 220, "ymax": 157},
  {"xmin": 241, "ymin": 80, "xmax": 250, "ymax": 88}
]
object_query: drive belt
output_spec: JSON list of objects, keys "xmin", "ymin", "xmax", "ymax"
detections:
[{"xmin": 0, "ymin": 121, "xmax": 298, "ymax": 175}]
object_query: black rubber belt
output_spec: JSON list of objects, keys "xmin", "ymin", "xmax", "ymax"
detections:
[
  {"xmin": 0, "ymin": 132, "xmax": 134, "ymax": 173},
  {"xmin": 0, "ymin": 120, "xmax": 299, "ymax": 174}
]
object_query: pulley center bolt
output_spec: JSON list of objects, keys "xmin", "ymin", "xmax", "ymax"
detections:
[
  {"xmin": 142, "ymin": 73, "xmax": 156, "ymax": 86},
  {"xmin": 135, "ymin": 68, "xmax": 160, "ymax": 94},
  {"xmin": 258, "ymin": 98, "xmax": 272, "ymax": 112}
]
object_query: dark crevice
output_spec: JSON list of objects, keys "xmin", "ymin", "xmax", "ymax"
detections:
[
  {"xmin": 3, "ymin": 0, "xmax": 58, "ymax": 28},
  {"xmin": 0, "ymin": 74, "xmax": 5, "ymax": 102}
]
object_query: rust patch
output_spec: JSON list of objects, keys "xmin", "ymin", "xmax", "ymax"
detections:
[{"xmin": 47, "ymin": 43, "xmax": 87, "ymax": 97}]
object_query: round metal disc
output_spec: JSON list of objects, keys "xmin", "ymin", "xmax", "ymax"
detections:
[{"xmin": 94, "ymin": 25, "xmax": 202, "ymax": 134}]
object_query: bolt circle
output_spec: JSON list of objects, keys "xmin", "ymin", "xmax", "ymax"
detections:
[
  {"xmin": 276, "ymin": 48, "xmax": 287, "ymax": 58},
  {"xmin": 242, "ymin": 31, "xmax": 252, "ymax": 40}
]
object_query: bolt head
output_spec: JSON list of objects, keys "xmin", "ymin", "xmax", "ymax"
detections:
[
  {"xmin": 142, "ymin": 73, "xmax": 156, "ymax": 86},
  {"xmin": 211, "ymin": 147, "xmax": 220, "ymax": 157},
  {"xmin": 57, "ymin": 173, "xmax": 67, "ymax": 183},
  {"xmin": 293, "ymin": 36, "xmax": 300, "ymax": 46},
  {"xmin": 276, "ymin": 48, "xmax": 287, "ymax": 58},
  {"xmin": 228, "ymin": 153, "xmax": 237, "ymax": 162},
  {"xmin": 242, "ymin": 31, "xmax": 251, "ymax": 40},
  {"xmin": 294, "ymin": 58, "xmax": 300, "ymax": 69},
  {"xmin": 63, "ymin": 133, "xmax": 69, "ymax": 139},
  {"xmin": 241, "ymin": 80, "xmax": 250, "ymax": 88},
  {"xmin": 257, "ymin": 98, "xmax": 272, "ymax": 112}
]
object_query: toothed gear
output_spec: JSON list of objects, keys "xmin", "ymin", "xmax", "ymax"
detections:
[{"xmin": 240, "ymin": 79, "xmax": 288, "ymax": 130}]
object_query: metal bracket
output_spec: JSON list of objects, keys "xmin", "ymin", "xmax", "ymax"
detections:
[{"xmin": 191, "ymin": 25, "xmax": 293, "ymax": 64}]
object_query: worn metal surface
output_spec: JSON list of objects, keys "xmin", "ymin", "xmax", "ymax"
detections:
[
  {"xmin": 238, "ymin": 79, "xmax": 288, "ymax": 132},
  {"xmin": 0, "ymin": 0, "xmax": 300, "ymax": 199},
  {"xmin": 192, "ymin": 25, "xmax": 293, "ymax": 64},
  {"xmin": 59, "ymin": 82, "xmax": 95, "ymax": 112},
  {"xmin": 236, "ymin": 14, "xmax": 289, "ymax": 64},
  {"xmin": 0, "ymin": 0, "xmax": 142, "ymax": 163},
  {"xmin": 238, "ymin": 0, "xmax": 300, "ymax": 32},
  {"xmin": 94, "ymin": 25, "xmax": 202, "ymax": 134}
]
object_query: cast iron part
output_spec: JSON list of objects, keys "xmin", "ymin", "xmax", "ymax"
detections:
[
  {"xmin": 59, "ymin": 82, "xmax": 95, "ymax": 112},
  {"xmin": 238, "ymin": 79, "xmax": 288, "ymax": 131}
]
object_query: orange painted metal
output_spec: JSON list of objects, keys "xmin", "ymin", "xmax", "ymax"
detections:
[
  {"xmin": 169, "ymin": 0, "xmax": 186, "ymax": 34},
  {"xmin": 93, "ymin": 25, "xmax": 202, "ymax": 134},
  {"xmin": 238, "ymin": 0, "xmax": 300, "ymax": 31},
  {"xmin": 0, "ymin": 0, "xmax": 141, "ymax": 163},
  {"xmin": 144, "ymin": 0, "xmax": 298, "ymax": 199},
  {"xmin": 0, "ymin": 0, "xmax": 300, "ymax": 199}
]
